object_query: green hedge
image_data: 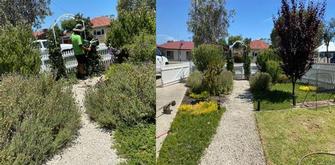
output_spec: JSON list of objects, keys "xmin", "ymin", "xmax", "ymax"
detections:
[
  {"xmin": 85, "ymin": 63, "xmax": 155, "ymax": 128},
  {"xmin": 0, "ymin": 74, "xmax": 80, "ymax": 164}
]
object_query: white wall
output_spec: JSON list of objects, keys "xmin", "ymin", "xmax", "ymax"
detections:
[{"xmin": 161, "ymin": 49, "xmax": 191, "ymax": 61}]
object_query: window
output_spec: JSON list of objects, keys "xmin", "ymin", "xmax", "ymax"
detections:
[
  {"xmin": 101, "ymin": 29, "xmax": 104, "ymax": 35},
  {"xmin": 167, "ymin": 51, "xmax": 174, "ymax": 60},
  {"xmin": 93, "ymin": 30, "xmax": 97, "ymax": 35},
  {"xmin": 186, "ymin": 51, "xmax": 192, "ymax": 60},
  {"xmin": 97, "ymin": 30, "xmax": 101, "ymax": 35}
]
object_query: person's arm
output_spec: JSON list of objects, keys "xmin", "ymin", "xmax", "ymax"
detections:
[{"xmin": 78, "ymin": 36, "xmax": 91, "ymax": 51}]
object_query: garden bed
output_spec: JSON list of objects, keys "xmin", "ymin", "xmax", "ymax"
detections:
[
  {"xmin": 256, "ymin": 107, "xmax": 335, "ymax": 164},
  {"xmin": 252, "ymin": 83, "xmax": 334, "ymax": 111},
  {"xmin": 157, "ymin": 92, "xmax": 225, "ymax": 164}
]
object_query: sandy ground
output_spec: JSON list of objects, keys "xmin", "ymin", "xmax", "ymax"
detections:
[
  {"xmin": 46, "ymin": 77, "xmax": 122, "ymax": 165},
  {"xmin": 156, "ymin": 83, "xmax": 187, "ymax": 158},
  {"xmin": 200, "ymin": 80, "xmax": 265, "ymax": 165}
]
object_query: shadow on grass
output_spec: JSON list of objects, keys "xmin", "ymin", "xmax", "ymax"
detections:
[{"xmin": 253, "ymin": 90, "xmax": 292, "ymax": 103}]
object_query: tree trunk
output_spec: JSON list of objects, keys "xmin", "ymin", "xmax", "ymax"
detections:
[{"xmin": 292, "ymin": 79, "xmax": 296, "ymax": 106}]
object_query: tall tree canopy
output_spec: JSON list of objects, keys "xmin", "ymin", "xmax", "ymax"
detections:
[
  {"xmin": 274, "ymin": 0, "xmax": 325, "ymax": 106},
  {"xmin": 0, "ymin": 0, "xmax": 51, "ymax": 28},
  {"xmin": 188, "ymin": 0, "xmax": 231, "ymax": 46},
  {"xmin": 61, "ymin": 13, "xmax": 93, "ymax": 39},
  {"xmin": 323, "ymin": 18, "xmax": 335, "ymax": 62}
]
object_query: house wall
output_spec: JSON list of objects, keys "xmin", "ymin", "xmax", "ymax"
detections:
[
  {"xmin": 92, "ymin": 26, "xmax": 109, "ymax": 43},
  {"xmin": 159, "ymin": 49, "xmax": 192, "ymax": 61}
]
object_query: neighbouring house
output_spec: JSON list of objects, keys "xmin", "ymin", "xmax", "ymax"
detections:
[
  {"xmin": 33, "ymin": 29, "xmax": 48, "ymax": 39},
  {"xmin": 157, "ymin": 41, "xmax": 194, "ymax": 61},
  {"xmin": 250, "ymin": 40, "xmax": 269, "ymax": 57},
  {"xmin": 90, "ymin": 16, "xmax": 112, "ymax": 43},
  {"xmin": 316, "ymin": 42, "xmax": 335, "ymax": 63}
]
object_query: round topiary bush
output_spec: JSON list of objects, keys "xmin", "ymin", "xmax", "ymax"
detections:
[
  {"xmin": 85, "ymin": 63, "xmax": 155, "ymax": 128},
  {"xmin": 0, "ymin": 74, "xmax": 80, "ymax": 164},
  {"xmin": 250, "ymin": 72, "xmax": 272, "ymax": 93}
]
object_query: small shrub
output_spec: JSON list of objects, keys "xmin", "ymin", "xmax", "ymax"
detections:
[
  {"xmin": 192, "ymin": 44, "xmax": 224, "ymax": 72},
  {"xmin": 266, "ymin": 60, "xmax": 282, "ymax": 83},
  {"xmin": 0, "ymin": 24, "xmax": 41, "ymax": 75},
  {"xmin": 186, "ymin": 71, "xmax": 204, "ymax": 93},
  {"xmin": 256, "ymin": 48, "xmax": 280, "ymax": 72},
  {"xmin": 250, "ymin": 72, "xmax": 272, "ymax": 92},
  {"xmin": 299, "ymin": 85, "xmax": 317, "ymax": 92},
  {"xmin": 85, "ymin": 63, "xmax": 155, "ymax": 128},
  {"xmin": 189, "ymin": 91, "xmax": 209, "ymax": 101},
  {"xmin": 277, "ymin": 74, "xmax": 289, "ymax": 83},
  {"xmin": 204, "ymin": 70, "xmax": 233, "ymax": 95},
  {"xmin": 178, "ymin": 101, "xmax": 218, "ymax": 115},
  {"xmin": 0, "ymin": 74, "xmax": 80, "ymax": 164}
]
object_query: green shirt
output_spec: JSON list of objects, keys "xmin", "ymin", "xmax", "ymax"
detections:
[{"xmin": 71, "ymin": 33, "xmax": 84, "ymax": 55}]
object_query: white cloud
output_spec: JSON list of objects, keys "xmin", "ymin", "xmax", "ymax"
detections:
[{"xmin": 156, "ymin": 34, "xmax": 177, "ymax": 44}]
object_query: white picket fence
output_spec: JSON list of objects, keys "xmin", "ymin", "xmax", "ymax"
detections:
[
  {"xmin": 301, "ymin": 63, "xmax": 335, "ymax": 89},
  {"xmin": 40, "ymin": 47, "xmax": 113, "ymax": 72}
]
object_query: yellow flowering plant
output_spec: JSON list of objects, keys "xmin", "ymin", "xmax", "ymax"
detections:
[
  {"xmin": 178, "ymin": 101, "xmax": 218, "ymax": 115},
  {"xmin": 299, "ymin": 85, "xmax": 317, "ymax": 92}
]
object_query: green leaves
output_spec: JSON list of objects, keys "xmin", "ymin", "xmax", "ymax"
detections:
[{"xmin": 0, "ymin": 24, "xmax": 40, "ymax": 76}]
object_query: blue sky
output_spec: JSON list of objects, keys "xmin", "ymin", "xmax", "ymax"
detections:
[
  {"xmin": 157, "ymin": 0, "xmax": 335, "ymax": 44},
  {"xmin": 39, "ymin": 0, "xmax": 117, "ymax": 29}
]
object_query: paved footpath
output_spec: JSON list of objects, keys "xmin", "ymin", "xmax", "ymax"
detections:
[
  {"xmin": 46, "ymin": 77, "xmax": 122, "ymax": 165},
  {"xmin": 200, "ymin": 80, "xmax": 265, "ymax": 165},
  {"xmin": 156, "ymin": 83, "xmax": 187, "ymax": 158}
]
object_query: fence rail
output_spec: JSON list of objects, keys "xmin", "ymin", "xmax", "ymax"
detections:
[
  {"xmin": 159, "ymin": 62, "xmax": 192, "ymax": 87},
  {"xmin": 40, "ymin": 47, "xmax": 113, "ymax": 72}
]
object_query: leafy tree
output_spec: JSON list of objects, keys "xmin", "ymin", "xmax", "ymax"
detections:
[
  {"xmin": 228, "ymin": 35, "xmax": 243, "ymax": 46},
  {"xmin": 188, "ymin": 0, "xmax": 231, "ymax": 46},
  {"xmin": 124, "ymin": 33, "xmax": 155, "ymax": 63},
  {"xmin": 47, "ymin": 26, "xmax": 67, "ymax": 80},
  {"xmin": 107, "ymin": 0, "xmax": 155, "ymax": 63},
  {"xmin": 0, "ymin": 24, "xmax": 40, "ymax": 75},
  {"xmin": 61, "ymin": 13, "xmax": 93, "ymax": 40},
  {"xmin": 274, "ymin": 0, "xmax": 325, "ymax": 106},
  {"xmin": 0, "ymin": 0, "xmax": 51, "ymax": 28},
  {"xmin": 323, "ymin": 19, "xmax": 335, "ymax": 63}
]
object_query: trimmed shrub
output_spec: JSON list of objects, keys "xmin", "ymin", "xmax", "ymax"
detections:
[
  {"xmin": 85, "ymin": 63, "xmax": 155, "ymax": 128},
  {"xmin": 204, "ymin": 70, "xmax": 233, "ymax": 95},
  {"xmin": 0, "ymin": 24, "xmax": 41, "ymax": 75},
  {"xmin": 244, "ymin": 55, "xmax": 251, "ymax": 79},
  {"xmin": 250, "ymin": 72, "xmax": 272, "ymax": 92},
  {"xmin": 0, "ymin": 74, "xmax": 80, "ymax": 164},
  {"xmin": 266, "ymin": 60, "xmax": 282, "ymax": 83},
  {"xmin": 186, "ymin": 70, "xmax": 204, "ymax": 93},
  {"xmin": 226, "ymin": 50, "xmax": 234, "ymax": 72},
  {"xmin": 192, "ymin": 44, "xmax": 224, "ymax": 72}
]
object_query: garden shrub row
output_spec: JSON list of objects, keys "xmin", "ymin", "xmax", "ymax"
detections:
[
  {"xmin": 0, "ymin": 74, "xmax": 80, "ymax": 164},
  {"xmin": 85, "ymin": 63, "xmax": 155, "ymax": 164}
]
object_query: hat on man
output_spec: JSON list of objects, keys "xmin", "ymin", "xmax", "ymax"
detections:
[{"xmin": 73, "ymin": 24, "xmax": 84, "ymax": 32}]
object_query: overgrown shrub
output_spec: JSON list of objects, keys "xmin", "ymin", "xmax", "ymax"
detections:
[
  {"xmin": 204, "ymin": 70, "xmax": 233, "ymax": 95},
  {"xmin": 0, "ymin": 24, "xmax": 41, "ymax": 75},
  {"xmin": 0, "ymin": 74, "xmax": 80, "ymax": 164},
  {"xmin": 192, "ymin": 44, "xmax": 224, "ymax": 72},
  {"xmin": 124, "ymin": 32, "xmax": 155, "ymax": 63},
  {"xmin": 250, "ymin": 72, "xmax": 272, "ymax": 92},
  {"xmin": 85, "ymin": 63, "xmax": 155, "ymax": 128},
  {"xmin": 256, "ymin": 48, "xmax": 280, "ymax": 72},
  {"xmin": 266, "ymin": 60, "xmax": 282, "ymax": 83},
  {"xmin": 186, "ymin": 70, "xmax": 204, "ymax": 93}
]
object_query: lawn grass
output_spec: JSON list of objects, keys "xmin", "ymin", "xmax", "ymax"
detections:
[
  {"xmin": 253, "ymin": 83, "xmax": 333, "ymax": 111},
  {"xmin": 114, "ymin": 123, "xmax": 155, "ymax": 165},
  {"xmin": 256, "ymin": 107, "xmax": 335, "ymax": 165},
  {"xmin": 157, "ymin": 107, "xmax": 225, "ymax": 165}
]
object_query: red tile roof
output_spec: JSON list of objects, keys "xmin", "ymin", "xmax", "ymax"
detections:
[
  {"xmin": 250, "ymin": 40, "xmax": 269, "ymax": 50},
  {"xmin": 90, "ymin": 16, "xmax": 111, "ymax": 28},
  {"xmin": 157, "ymin": 41, "xmax": 194, "ymax": 50}
]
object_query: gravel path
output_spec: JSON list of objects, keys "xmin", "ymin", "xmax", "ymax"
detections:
[
  {"xmin": 46, "ymin": 77, "xmax": 122, "ymax": 165},
  {"xmin": 200, "ymin": 80, "xmax": 265, "ymax": 165},
  {"xmin": 156, "ymin": 83, "xmax": 187, "ymax": 158}
]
